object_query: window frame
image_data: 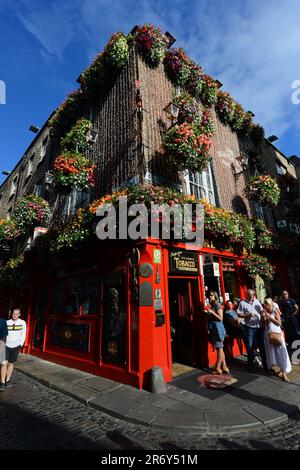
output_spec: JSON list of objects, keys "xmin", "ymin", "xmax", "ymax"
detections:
[{"xmin": 184, "ymin": 164, "xmax": 216, "ymax": 205}]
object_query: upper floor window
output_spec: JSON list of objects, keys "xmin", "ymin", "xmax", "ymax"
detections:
[
  {"xmin": 253, "ymin": 201, "xmax": 266, "ymax": 223},
  {"xmin": 276, "ymin": 161, "xmax": 287, "ymax": 175},
  {"xmin": 62, "ymin": 189, "xmax": 91, "ymax": 219},
  {"xmin": 40, "ymin": 136, "xmax": 48, "ymax": 161},
  {"xmin": 9, "ymin": 174, "xmax": 18, "ymax": 198},
  {"xmin": 185, "ymin": 165, "xmax": 215, "ymax": 205},
  {"xmin": 25, "ymin": 154, "xmax": 34, "ymax": 180}
]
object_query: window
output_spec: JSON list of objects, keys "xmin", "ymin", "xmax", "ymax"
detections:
[
  {"xmin": 67, "ymin": 189, "xmax": 91, "ymax": 217},
  {"xmin": 276, "ymin": 161, "xmax": 287, "ymax": 175},
  {"xmin": 52, "ymin": 272, "xmax": 100, "ymax": 316},
  {"xmin": 185, "ymin": 165, "xmax": 215, "ymax": 204},
  {"xmin": 82, "ymin": 273, "xmax": 100, "ymax": 315},
  {"xmin": 10, "ymin": 174, "xmax": 18, "ymax": 197},
  {"xmin": 25, "ymin": 155, "xmax": 34, "ymax": 180},
  {"xmin": 253, "ymin": 201, "xmax": 266, "ymax": 223},
  {"xmin": 40, "ymin": 136, "xmax": 48, "ymax": 161},
  {"xmin": 289, "ymin": 223, "xmax": 300, "ymax": 235}
]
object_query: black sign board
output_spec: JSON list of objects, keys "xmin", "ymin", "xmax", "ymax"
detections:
[
  {"xmin": 50, "ymin": 322, "xmax": 90, "ymax": 352},
  {"xmin": 169, "ymin": 249, "xmax": 199, "ymax": 274}
]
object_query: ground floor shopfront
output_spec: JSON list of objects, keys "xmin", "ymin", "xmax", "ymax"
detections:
[{"xmin": 0, "ymin": 238, "xmax": 292, "ymax": 389}]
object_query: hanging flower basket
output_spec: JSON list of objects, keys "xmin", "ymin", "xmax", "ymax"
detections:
[
  {"xmin": 230, "ymin": 103, "xmax": 244, "ymax": 131},
  {"xmin": 200, "ymin": 75, "xmax": 218, "ymax": 108},
  {"xmin": 173, "ymin": 93, "xmax": 200, "ymax": 124},
  {"xmin": 163, "ymin": 123, "xmax": 212, "ymax": 172},
  {"xmin": 0, "ymin": 254, "xmax": 29, "ymax": 288},
  {"xmin": 80, "ymin": 52, "xmax": 106, "ymax": 92},
  {"xmin": 135, "ymin": 24, "xmax": 167, "ymax": 67},
  {"xmin": 49, "ymin": 89, "xmax": 86, "ymax": 130},
  {"xmin": 245, "ymin": 175, "xmax": 281, "ymax": 207},
  {"xmin": 253, "ymin": 219, "xmax": 280, "ymax": 250},
  {"xmin": 0, "ymin": 219, "xmax": 19, "ymax": 243},
  {"xmin": 164, "ymin": 48, "xmax": 192, "ymax": 87},
  {"xmin": 251, "ymin": 124, "xmax": 265, "ymax": 147},
  {"xmin": 241, "ymin": 254, "xmax": 275, "ymax": 280},
  {"xmin": 200, "ymin": 109, "xmax": 216, "ymax": 137},
  {"xmin": 185, "ymin": 64, "xmax": 204, "ymax": 100},
  {"xmin": 215, "ymin": 91, "xmax": 235, "ymax": 123},
  {"xmin": 51, "ymin": 208, "xmax": 94, "ymax": 253},
  {"xmin": 53, "ymin": 152, "xmax": 96, "ymax": 193},
  {"xmin": 103, "ymin": 32, "xmax": 130, "ymax": 69},
  {"xmin": 201, "ymin": 200, "xmax": 255, "ymax": 251},
  {"xmin": 61, "ymin": 118, "xmax": 92, "ymax": 153},
  {"xmin": 239, "ymin": 111, "xmax": 254, "ymax": 135},
  {"xmin": 14, "ymin": 195, "xmax": 51, "ymax": 234}
]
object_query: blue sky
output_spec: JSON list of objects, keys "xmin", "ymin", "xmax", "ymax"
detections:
[{"xmin": 1, "ymin": 0, "xmax": 300, "ymax": 185}]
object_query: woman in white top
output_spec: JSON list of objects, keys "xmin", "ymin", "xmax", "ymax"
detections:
[{"xmin": 262, "ymin": 298, "xmax": 291, "ymax": 382}]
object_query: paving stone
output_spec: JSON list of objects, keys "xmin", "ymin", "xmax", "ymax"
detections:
[
  {"xmin": 126, "ymin": 404, "xmax": 164, "ymax": 425},
  {"xmin": 244, "ymin": 403, "xmax": 288, "ymax": 425},
  {"xmin": 89, "ymin": 391, "xmax": 144, "ymax": 418},
  {"xmin": 76, "ymin": 376, "xmax": 122, "ymax": 393},
  {"xmin": 151, "ymin": 402, "xmax": 207, "ymax": 430},
  {"xmin": 204, "ymin": 409, "xmax": 262, "ymax": 432},
  {"xmin": 51, "ymin": 381, "xmax": 98, "ymax": 404}
]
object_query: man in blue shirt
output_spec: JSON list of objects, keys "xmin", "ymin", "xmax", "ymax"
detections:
[
  {"xmin": 280, "ymin": 290, "xmax": 300, "ymax": 347},
  {"xmin": 238, "ymin": 289, "xmax": 267, "ymax": 372}
]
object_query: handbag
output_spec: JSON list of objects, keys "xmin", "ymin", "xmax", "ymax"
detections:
[
  {"xmin": 268, "ymin": 321, "xmax": 282, "ymax": 346},
  {"xmin": 269, "ymin": 331, "xmax": 282, "ymax": 346}
]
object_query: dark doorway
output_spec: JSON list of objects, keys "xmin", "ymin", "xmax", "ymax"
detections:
[{"xmin": 168, "ymin": 278, "xmax": 199, "ymax": 366}]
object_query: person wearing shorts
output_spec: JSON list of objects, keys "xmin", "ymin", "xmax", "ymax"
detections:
[
  {"xmin": 0, "ymin": 317, "xmax": 8, "ymax": 391},
  {"xmin": 1, "ymin": 309, "xmax": 26, "ymax": 390}
]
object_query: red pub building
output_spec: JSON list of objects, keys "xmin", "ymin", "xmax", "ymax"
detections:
[{"xmin": 0, "ymin": 25, "xmax": 298, "ymax": 389}]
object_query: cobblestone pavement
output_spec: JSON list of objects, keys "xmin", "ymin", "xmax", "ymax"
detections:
[{"xmin": 0, "ymin": 372, "xmax": 299, "ymax": 450}]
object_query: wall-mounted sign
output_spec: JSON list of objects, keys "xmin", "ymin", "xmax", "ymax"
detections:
[
  {"xmin": 203, "ymin": 262, "xmax": 220, "ymax": 277},
  {"xmin": 169, "ymin": 249, "xmax": 199, "ymax": 274},
  {"xmin": 154, "ymin": 299, "xmax": 163, "ymax": 311},
  {"xmin": 155, "ymin": 289, "xmax": 161, "ymax": 299},
  {"xmin": 153, "ymin": 249, "xmax": 162, "ymax": 264}
]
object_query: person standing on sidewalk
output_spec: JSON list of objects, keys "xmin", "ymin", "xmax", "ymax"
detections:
[
  {"xmin": 206, "ymin": 291, "xmax": 229, "ymax": 375},
  {"xmin": 0, "ymin": 317, "xmax": 8, "ymax": 392},
  {"xmin": 237, "ymin": 289, "xmax": 267, "ymax": 372},
  {"xmin": 261, "ymin": 298, "xmax": 291, "ymax": 382},
  {"xmin": 279, "ymin": 290, "xmax": 300, "ymax": 347},
  {"xmin": 1, "ymin": 309, "xmax": 26, "ymax": 389}
]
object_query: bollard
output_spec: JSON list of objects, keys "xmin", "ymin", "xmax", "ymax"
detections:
[{"xmin": 150, "ymin": 366, "xmax": 166, "ymax": 394}]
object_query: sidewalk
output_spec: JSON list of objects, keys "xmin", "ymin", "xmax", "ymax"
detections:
[{"xmin": 15, "ymin": 354, "xmax": 300, "ymax": 434}]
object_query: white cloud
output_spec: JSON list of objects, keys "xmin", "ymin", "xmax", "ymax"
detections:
[
  {"xmin": 14, "ymin": 0, "xmax": 81, "ymax": 58},
  {"xmin": 7, "ymin": 0, "xmax": 300, "ymax": 143}
]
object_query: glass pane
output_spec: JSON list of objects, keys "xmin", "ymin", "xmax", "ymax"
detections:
[
  {"xmin": 65, "ymin": 277, "xmax": 81, "ymax": 315},
  {"xmin": 82, "ymin": 274, "xmax": 100, "ymax": 315},
  {"xmin": 102, "ymin": 272, "xmax": 126, "ymax": 365},
  {"xmin": 52, "ymin": 279, "xmax": 65, "ymax": 315}
]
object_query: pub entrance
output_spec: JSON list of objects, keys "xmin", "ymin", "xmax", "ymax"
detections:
[{"xmin": 168, "ymin": 278, "xmax": 199, "ymax": 367}]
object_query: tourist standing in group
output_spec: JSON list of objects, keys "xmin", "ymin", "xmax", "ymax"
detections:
[
  {"xmin": 262, "ymin": 298, "xmax": 291, "ymax": 382},
  {"xmin": 237, "ymin": 289, "xmax": 267, "ymax": 372},
  {"xmin": 206, "ymin": 291, "xmax": 229, "ymax": 375}
]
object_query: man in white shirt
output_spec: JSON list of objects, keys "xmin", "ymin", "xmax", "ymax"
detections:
[
  {"xmin": 0, "ymin": 309, "xmax": 26, "ymax": 390},
  {"xmin": 238, "ymin": 289, "xmax": 267, "ymax": 372}
]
